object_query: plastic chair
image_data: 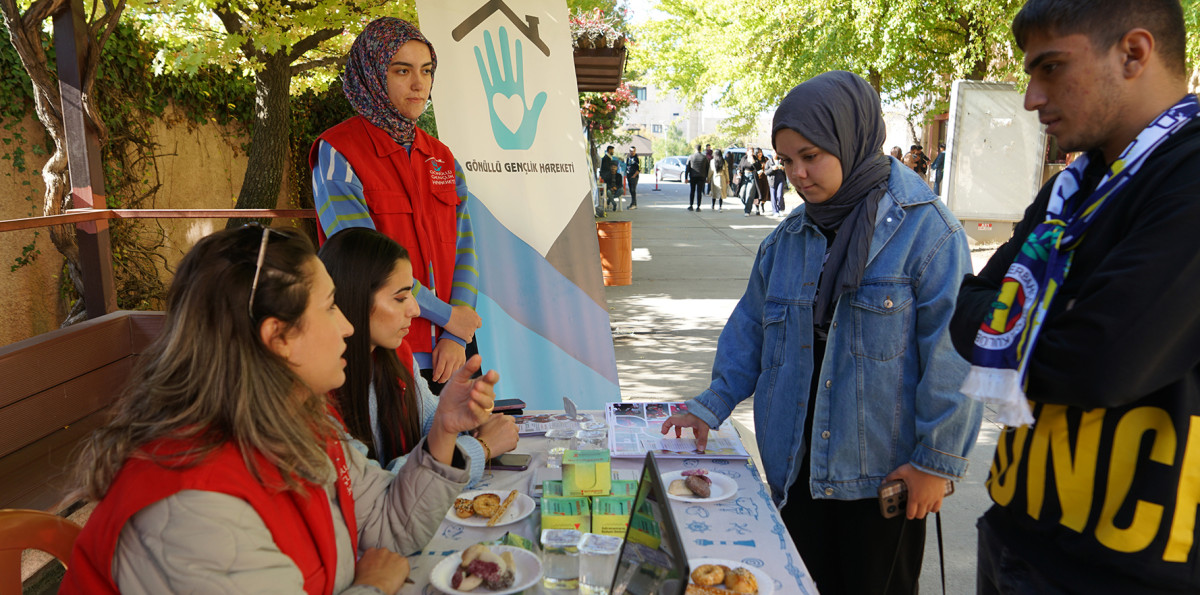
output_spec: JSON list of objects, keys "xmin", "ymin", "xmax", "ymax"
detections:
[{"xmin": 0, "ymin": 509, "xmax": 83, "ymax": 593}]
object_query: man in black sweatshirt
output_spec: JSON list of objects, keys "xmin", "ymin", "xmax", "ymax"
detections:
[
  {"xmin": 949, "ymin": 2, "xmax": 1200, "ymax": 593},
  {"xmin": 685, "ymin": 145, "xmax": 707, "ymax": 211}
]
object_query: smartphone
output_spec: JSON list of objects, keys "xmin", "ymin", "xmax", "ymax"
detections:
[
  {"xmin": 877, "ymin": 479, "xmax": 955, "ymax": 518},
  {"xmin": 493, "ymin": 398, "xmax": 526, "ymax": 414},
  {"xmin": 490, "ymin": 453, "xmax": 532, "ymax": 471}
]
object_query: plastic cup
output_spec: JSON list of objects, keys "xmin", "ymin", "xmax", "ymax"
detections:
[
  {"xmin": 541, "ymin": 529, "xmax": 582, "ymax": 590},
  {"xmin": 545, "ymin": 428, "xmax": 576, "ymax": 469},
  {"xmin": 578, "ymin": 533, "xmax": 623, "ymax": 595}
]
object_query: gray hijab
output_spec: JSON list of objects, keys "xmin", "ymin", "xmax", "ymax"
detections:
[{"xmin": 772, "ymin": 71, "xmax": 891, "ymax": 329}]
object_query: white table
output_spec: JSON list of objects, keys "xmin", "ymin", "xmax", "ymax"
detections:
[{"xmin": 401, "ymin": 418, "xmax": 819, "ymax": 594}]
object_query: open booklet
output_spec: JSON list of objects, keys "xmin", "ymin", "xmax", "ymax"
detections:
[{"xmin": 605, "ymin": 402, "xmax": 750, "ymax": 459}]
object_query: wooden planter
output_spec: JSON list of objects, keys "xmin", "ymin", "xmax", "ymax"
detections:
[{"xmin": 574, "ymin": 47, "xmax": 627, "ymax": 93}]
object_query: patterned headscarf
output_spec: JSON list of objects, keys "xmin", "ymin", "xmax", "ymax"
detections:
[{"xmin": 343, "ymin": 17, "xmax": 437, "ymax": 145}]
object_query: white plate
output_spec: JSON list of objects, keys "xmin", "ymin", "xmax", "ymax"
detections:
[
  {"xmin": 444, "ymin": 490, "xmax": 535, "ymax": 527},
  {"xmin": 430, "ymin": 545, "xmax": 542, "ymax": 595},
  {"xmin": 661, "ymin": 470, "xmax": 738, "ymax": 503},
  {"xmin": 687, "ymin": 558, "xmax": 775, "ymax": 595}
]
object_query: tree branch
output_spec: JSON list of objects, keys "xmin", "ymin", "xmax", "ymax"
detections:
[
  {"xmin": 287, "ymin": 26, "xmax": 342, "ymax": 63},
  {"xmin": 292, "ymin": 54, "xmax": 345, "ymax": 75},
  {"xmin": 212, "ymin": 1, "xmax": 257, "ymax": 61},
  {"xmin": 22, "ymin": 0, "xmax": 66, "ymax": 28}
]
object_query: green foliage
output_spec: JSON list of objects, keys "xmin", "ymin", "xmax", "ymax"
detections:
[
  {"xmin": 651, "ymin": 122, "xmax": 689, "ymax": 159},
  {"xmin": 634, "ymin": 0, "xmax": 1028, "ymax": 135}
]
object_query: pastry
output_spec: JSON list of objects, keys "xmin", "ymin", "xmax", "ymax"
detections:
[
  {"xmin": 725, "ymin": 567, "xmax": 759, "ymax": 594},
  {"xmin": 669, "ymin": 479, "xmax": 694, "ymax": 496},
  {"xmin": 472, "ymin": 492, "xmax": 501, "ymax": 518},
  {"xmin": 486, "ymin": 490, "xmax": 519, "ymax": 527},
  {"xmin": 453, "ymin": 498, "xmax": 474, "ymax": 519},
  {"xmin": 690, "ymin": 564, "xmax": 725, "ymax": 586}
]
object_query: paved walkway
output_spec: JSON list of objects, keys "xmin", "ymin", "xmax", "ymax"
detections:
[{"xmin": 603, "ymin": 178, "xmax": 1004, "ymax": 594}]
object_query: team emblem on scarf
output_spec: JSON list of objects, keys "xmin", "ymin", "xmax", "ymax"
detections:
[{"xmin": 960, "ymin": 94, "xmax": 1200, "ymax": 426}]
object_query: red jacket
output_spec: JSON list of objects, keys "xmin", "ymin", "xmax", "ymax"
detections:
[
  {"xmin": 311, "ymin": 116, "xmax": 460, "ymax": 355},
  {"xmin": 61, "ymin": 437, "xmax": 356, "ymax": 595}
]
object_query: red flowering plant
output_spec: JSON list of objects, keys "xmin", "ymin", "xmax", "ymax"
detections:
[{"xmin": 581, "ymin": 82, "xmax": 638, "ymax": 143}]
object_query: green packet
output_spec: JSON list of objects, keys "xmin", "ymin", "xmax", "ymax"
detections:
[{"xmin": 500, "ymin": 531, "xmax": 536, "ymax": 552}]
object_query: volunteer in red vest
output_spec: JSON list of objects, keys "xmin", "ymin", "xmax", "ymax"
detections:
[
  {"xmin": 60, "ymin": 225, "xmax": 499, "ymax": 594},
  {"xmin": 311, "ymin": 17, "xmax": 482, "ymax": 392}
]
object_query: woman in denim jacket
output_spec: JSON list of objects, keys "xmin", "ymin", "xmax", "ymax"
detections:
[{"xmin": 663, "ymin": 71, "xmax": 982, "ymax": 594}]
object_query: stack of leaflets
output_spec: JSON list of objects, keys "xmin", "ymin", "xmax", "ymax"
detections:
[{"xmin": 605, "ymin": 402, "xmax": 750, "ymax": 459}]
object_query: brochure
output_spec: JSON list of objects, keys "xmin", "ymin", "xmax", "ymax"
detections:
[{"xmin": 605, "ymin": 402, "xmax": 750, "ymax": 459}]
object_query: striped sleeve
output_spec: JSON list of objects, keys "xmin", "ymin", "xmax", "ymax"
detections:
[
  {"xmin": 415, "ymin": 159, "xmax": 479, "ymax": 348},
  {"xmin": 311, "ymin": 140, "xmax": 377, "ymax": 238}
]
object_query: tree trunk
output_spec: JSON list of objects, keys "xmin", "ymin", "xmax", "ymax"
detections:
[
  {"xmin": 226, "ymin": 50, "xmax": 292, "ymax": 228},
  {"xmin": 867, "ymin": 69, "xmax": 883, "ymax": 95}
]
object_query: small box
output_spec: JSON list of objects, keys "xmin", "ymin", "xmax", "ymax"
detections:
[
  {"xmin": 541, "ymin": 496, "xmax": 591, "ymax": 532},
  {"xmin": 501, "ymin": 531, "xmax": 536, "ymax": 552},
  {"xmin": 609, "ymin": 480, "xmax": 638, "ymax": 497},
  {"xmin": 543, "ymin": 480, "xmax": 564, "ymax": 498},
  {"xmin": 626, "ymin": 509, "xmax": 662, "ymax": 549},
  {"xmin": 562, "ymin": 449, "xmax": 612, "ymax": 497},
  {"xmin": 591, "ymin": 496, "xmax": 634, "ymax": 537}
]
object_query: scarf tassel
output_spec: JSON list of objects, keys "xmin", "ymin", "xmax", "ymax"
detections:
[{"xmin": 960, "ymin": 365, "xmax": 1035, "ymax": 427}]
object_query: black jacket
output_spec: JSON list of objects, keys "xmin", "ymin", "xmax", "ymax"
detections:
[
  {"xmin": 686, "ymin": 151, "xmax": 707, "ymax": 180},
  {"xmin": 950, "ymin": 116, "xmax": 1200, "ymax": 593}
]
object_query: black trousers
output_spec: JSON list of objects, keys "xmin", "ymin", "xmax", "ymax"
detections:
[
  {"xmin": 782, "ymin": 479, "xmax": 926, "ymax": 594},
  {"xmin": 688, "ymin": 179, "xmax": 705, "ymax": 208},
  {"xmin": 626, "ymin": 174, "xmax": 639, "ymax": 205}
]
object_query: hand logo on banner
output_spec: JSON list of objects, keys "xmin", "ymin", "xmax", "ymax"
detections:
[{"xmin": 474, "ymin": 26, "xmax": 547, "ymax": 150}]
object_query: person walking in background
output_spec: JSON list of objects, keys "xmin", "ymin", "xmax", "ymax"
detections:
[
  {"xmin": 951, "ymin": 2, "xmax": 1200, "ymax": 593},
  {"xmin": 625, "ymin": 145, "xmax": 641, "ymax": 209},
  {"xmin": 768, "ymin": 158, "xmax": 788, "ymax": 215},
  {"xmin": 704, "ymin": 143, "xmax": 714, "ymax": 195},
  {"xmin": 309, "ymin": 17, "xmax": 481, "ymax": 393},
  {"xmin": 890, "ymin": 146, "xmax": 904, "ymax": 161},
  {"xmin": 710, "ymin": 149, "xmax": 729, "ymax": 211},
  {"xmin": 739, "ymin": 149, "xmax": 760, "ymax": 216},
  {"xmin": 686, "ymin": 145, "xmax": 707, "ymax": 211},
  {"xmin": 930, "ymin": 142, "xmax": 946, "ymax": 195},
  {"xmin": 752, "ymin": 147, "xmax": 771, "ymax": 215},
  {"xmin": 662, "ymin": 71, "xmax": 980, "ymax": 595}
]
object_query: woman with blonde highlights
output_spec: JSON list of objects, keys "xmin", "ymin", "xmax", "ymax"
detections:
[{"xmin": 61, "ymin": 225, "xmax": 497, "ymax": 594}]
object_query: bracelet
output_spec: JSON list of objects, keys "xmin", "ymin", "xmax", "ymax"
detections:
[{"xmin": 477, "ymin": 437, "xmax": 491, "ymax": 462}]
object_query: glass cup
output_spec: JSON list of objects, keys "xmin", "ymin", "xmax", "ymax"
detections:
[
  {"xmin": 578, "ymin": 533, "xmax": 623, "ymax": 595},
  {"xmin": 545, "ymin": 428, "xmax": 576, "ymax": 469},
  {"xmin": 579, "ymin": 418, "xmax": 608, "ymax": 432},
  {"xmin": 541, "ymin": 528, "xmax": 582, "ymax": 590},
  {"xmin": 573, "ymin": 428, "xmax": 608, "ymax": 451}
]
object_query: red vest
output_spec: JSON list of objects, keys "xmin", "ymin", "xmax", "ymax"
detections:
[
  {"xmin": 311, "ymin": 116, "xmax": 461, "ymax": 355},
  {"xmin": 61, "ymin": 437, "xmax": 357, "ymax": 595}
]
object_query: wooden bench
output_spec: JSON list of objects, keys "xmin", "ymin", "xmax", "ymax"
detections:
[{"xmin": 0, "ymin": 311, "xmax": 164, "ymax": 512}]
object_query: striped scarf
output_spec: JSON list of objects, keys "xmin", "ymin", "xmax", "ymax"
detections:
[
  {"xmin": 960, "ymin": 94, "xmax": 1200, "ymax": 426},
  {"xmin": 343, "ymin": 17, "xmax": 436, "ymax": 145}
]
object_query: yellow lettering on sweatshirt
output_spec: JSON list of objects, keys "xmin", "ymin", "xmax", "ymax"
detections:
[
  {"xmin": 1165, "ymin": 415, "xmax": 1200, "ymax": 562},
  {"xmin": 1025, "ymin": 405, "xmax": 1103, "ymax": 530},
  {"xmin": 989, "ymin": 425, "xmax": 1029, "ymax": 506},
  {"xmin": 1096, "ymin": 407, "xmax": 1174, "ymax": 553}
]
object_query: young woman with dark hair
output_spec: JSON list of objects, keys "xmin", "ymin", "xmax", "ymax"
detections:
[
  {"xmin": 61, "ymin": 225, "xmax": 499, "ymax": 594},
  {"xmin": 318, "ymin": 227, "xmax": 517, "ymax": 485}
]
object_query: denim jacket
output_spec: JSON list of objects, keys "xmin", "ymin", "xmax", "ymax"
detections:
[{"xmin": 686, "ymin": 160, "xmax": 982, "ymax": 506}]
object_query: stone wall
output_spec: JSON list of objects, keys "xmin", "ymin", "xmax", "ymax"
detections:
[{"xmin": 0, "ymin": 106, "xmax": 295, "ymax": 347}]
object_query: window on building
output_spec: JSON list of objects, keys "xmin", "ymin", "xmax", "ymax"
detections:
[
  {"xmin": 633, "ymin": 86, "xmax": 647, "ymax": 101},
  {"xmin": 652, "ymin": 124, "xmax": 662, "ymax": 133}
]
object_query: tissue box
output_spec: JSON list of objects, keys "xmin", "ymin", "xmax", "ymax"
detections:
[
  {"xmin": 543, "ymin": 480, "xmax": 564, "ymax": 498},
  {"xmin": 591, "ymin": 496, "xmax": 634, "ymax": 537},
  {"xmin": 541, "ymin": 496, "xmax": 591, "ymax": 532},
  {"xmin": 626, "ymin": 509, "xmax": 662, "ymax": 549},
  {"xmin": 609, "ymin": 479, "xmax": 638, "ymax": 497},
  {"xmin": 562, "ymin": 449, "xmax": 612, "ymax": 497}
]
